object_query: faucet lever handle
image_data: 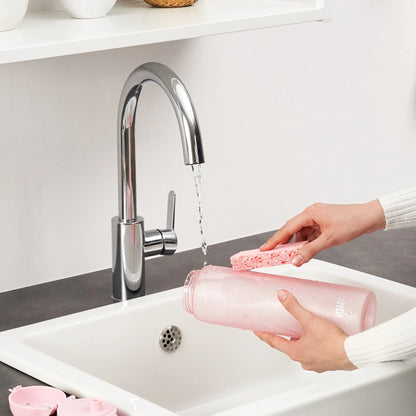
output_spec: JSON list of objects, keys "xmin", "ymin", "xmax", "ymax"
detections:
[
  {"xmin": 166, "ymin": 190, "xmax": 176, "ymax": 230},
  {"xmin": 144, "ymin": 191, "xmax": 177, "ymax": 257},
  {"xmin": 159, "ymin": 190, "xmax": 177, "ymax": 255}
]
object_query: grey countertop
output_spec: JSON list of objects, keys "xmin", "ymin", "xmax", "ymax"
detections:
[{"xmin": 1, "ymin": 229, "xmax": 415, "ymax": 415}]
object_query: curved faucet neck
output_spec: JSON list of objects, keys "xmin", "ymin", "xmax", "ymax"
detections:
[{"xmin": 117, "ymin": 62, "xmax": 204, "ymax": 222}]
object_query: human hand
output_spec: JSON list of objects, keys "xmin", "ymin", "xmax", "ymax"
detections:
[
  {"xmin": 254, "ymin": 290, "xmax": 357, "ymax": 373},
  {"xmin": 260, "ymin": 200, "xmax": 386, "ymax": 267}
]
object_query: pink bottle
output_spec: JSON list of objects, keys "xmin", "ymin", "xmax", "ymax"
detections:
[{"xmin": 183, "ymin": 265, "xmax": 377, "ymax": 337}]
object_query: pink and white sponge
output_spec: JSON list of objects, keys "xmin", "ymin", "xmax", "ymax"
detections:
[{"xmin": 230, "ymin": 241, "xmax": 307, "ymax": 271}]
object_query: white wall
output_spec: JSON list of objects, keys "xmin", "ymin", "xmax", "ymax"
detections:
[{"xmin": 1, "ymin": 0, "xmax": 415, "ymax": 292}]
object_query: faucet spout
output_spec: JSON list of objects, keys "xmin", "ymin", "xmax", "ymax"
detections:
[
  {"xmin": 118, "ymin": 62, "xmax": 204, "ymax": 222},
  {"xmin": 112, "ymin": 62, "xmax": 205, "ymax": 301}
]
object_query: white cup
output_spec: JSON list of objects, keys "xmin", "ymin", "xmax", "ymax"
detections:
[
  {"xmin": 59, "ymin": 0, "xmax": 117, "ymax": 19},
  {"xmin": 0, "ymin": 0, "xmax": 28, "ymax": 31}
]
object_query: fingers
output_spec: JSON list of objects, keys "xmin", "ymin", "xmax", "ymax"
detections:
[
  {"xmin": 292, "ymin": 234, "xmax": 333, "ymax": 266},
  {"xmin": 254, "ymin": 292, "xmax": 311, "ymax": 367},
  {"xmin": 255, "ymin": 290, "xmax": 356, "ymax": 373},
  {"xmin": 260, "ymin": 212, "xmax": 314, "ymax": 251},
  {"xmin": 254, "ymin": 291, "xmax": 312, "ymax": 349},
  {"xmin": 261, "ymin": 235, "xmax": 328, "ymax": 267},
  {"xmin": 259, "ymin": 230, "xmax": 292, "ymax": 251},
  {"xmin": 278, "ymin": 290, "xmax": 312, "ymax": 326},
  {"xmin": 254, "ymin": 331, "xmax": 293, "ymax": 355}
]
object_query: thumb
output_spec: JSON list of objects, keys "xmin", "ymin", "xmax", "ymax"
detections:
[
  {"xmin": 291, "ymin": 235, "xmax": 329, "ymax": 266},
  {"xmin": 278, "ymin": 290, "xmax": 312, "ymax": 327}
]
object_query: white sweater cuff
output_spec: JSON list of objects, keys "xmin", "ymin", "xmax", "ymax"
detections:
[
  {"xmin": 378, "ymin": 187, "xmax": 416, "ymax": 230},
  {"xmin": 344, "ymin": 307, "xmax": 416, "ymax": 368}
]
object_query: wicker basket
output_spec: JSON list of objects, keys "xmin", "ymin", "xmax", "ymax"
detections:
[{"xmin": 144, "ymin": 0, "xmax": 198, "ymax": 7}]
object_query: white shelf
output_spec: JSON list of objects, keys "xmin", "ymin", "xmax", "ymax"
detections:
[{"xmin": 0, "ymin": 0, "xmax": 327, "ymax": 65}]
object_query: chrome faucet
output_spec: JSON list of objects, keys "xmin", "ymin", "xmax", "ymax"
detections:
[{"xmin": 112, "ymin": 62, "xmax": 205, "ymax": 301}]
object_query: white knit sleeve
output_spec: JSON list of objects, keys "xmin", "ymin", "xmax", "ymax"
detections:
[
  {"xmin": 344, "ymin": 307, "xmax": 416, "ymax": 368},
  {"xmin": 378, "ymin": 187, "xmax": 416, "ymax": 230}
]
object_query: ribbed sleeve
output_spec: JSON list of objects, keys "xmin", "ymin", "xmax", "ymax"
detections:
[
  {"xmin": 378, "ymin": 187, "xmax": 416, "ymax": 230},
  {"xmin": 344, "ymin": 307, "xmax": 416, "ymax": 368}
]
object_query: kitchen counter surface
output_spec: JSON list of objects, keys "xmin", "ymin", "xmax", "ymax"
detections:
[{"xmin": 1, "ymin": 229, "xmax": 415, "ymax": 414}]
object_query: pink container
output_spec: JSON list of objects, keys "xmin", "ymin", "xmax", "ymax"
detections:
[
  {"xmin": 183, "ymin": 265, "xmax": 377, "ymax": 337},
  {"xmin": 8, "ymin": 386, "xmax": 117, "ymax": 416},
  {"xmin": 57, "ymin": 398, "xmax": 117, "ymax": 416},
  {"xmin": 8, "ymin": 385, "xmax": 67, "ymax": 416}
]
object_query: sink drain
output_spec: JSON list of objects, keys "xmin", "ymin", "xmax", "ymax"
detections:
[{"xmin": 159, "ymin": 325, "xmax": 182, "ymax": 353}]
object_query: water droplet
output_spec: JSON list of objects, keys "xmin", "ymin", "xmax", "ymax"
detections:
[{"xmin": 192, "ymin": 164, "xmax": 208, "ymax": 267}]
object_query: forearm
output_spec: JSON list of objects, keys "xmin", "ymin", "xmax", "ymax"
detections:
[
  {"xmin": 378, "ymin": 187, "xmax": 416, "ymax": 230},
  {"xmin": 344, "ymin": 307, "xmax": 416, "ymax": 368}
]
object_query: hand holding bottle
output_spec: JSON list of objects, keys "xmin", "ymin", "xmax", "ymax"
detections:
[{"xmin": 255, "ymin": 290, "xmax": 357, "ymax": 373}]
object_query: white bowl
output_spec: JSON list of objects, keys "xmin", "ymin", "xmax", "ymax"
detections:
[
  {"xmin": 59, "ymin": 0, "xmax": 117, "ymax": 19},
  {"xmin": 0, "ymin": 0, "xmax": 28, "ymax": 32}
]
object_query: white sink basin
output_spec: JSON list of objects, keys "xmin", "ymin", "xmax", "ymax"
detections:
[{"xmin": 1, "ymin": 260, "xmax": 415, "ymax": 416}]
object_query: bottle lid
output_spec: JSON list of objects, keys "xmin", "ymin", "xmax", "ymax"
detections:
[
  {"xmin": 8, "ymin": 385, "xmax": 67, "ymax": 416},
  {"xmin": 57, "ymin": 398, "xmax": 117, "ymax": 416}
]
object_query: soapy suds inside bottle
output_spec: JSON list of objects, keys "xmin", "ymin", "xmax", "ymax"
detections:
[{"xmin": 192, "ymin": 164, "xmax": 208, "ymax": 266}]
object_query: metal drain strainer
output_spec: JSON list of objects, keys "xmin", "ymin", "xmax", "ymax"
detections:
[{"xmin": 159, "ymin": 325, "xmax": 182, "ymax": 352}]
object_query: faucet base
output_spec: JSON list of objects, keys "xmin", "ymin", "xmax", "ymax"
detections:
[{"xmin": 112, "ymin": 216, "xmax": 146, "ymax": 301}]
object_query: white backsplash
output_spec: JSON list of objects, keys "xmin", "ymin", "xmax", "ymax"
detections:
[{"xmin": 1, "ymin": 0, "xmax": 415, "ymax": 292}]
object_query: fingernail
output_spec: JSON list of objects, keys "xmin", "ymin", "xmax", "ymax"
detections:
[
  {"xmin": 291, "ymin": 254, "xmax": 303, "ymax": 266},
  {"xmin": 278, "ymin": 290, "xmax": 288, "ymax": 301},
  {"xmin": 259, "ymin": 244, "xmax": 266, "ymax": 250}
]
